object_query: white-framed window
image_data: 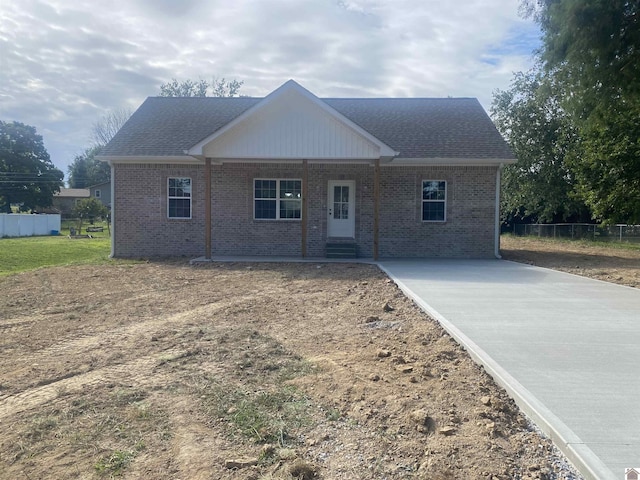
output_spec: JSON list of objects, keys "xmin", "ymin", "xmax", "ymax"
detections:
[
  {"xmin": 95, "ymin": 189, "xmax": 101, "ymax": 198},
  {"xmin": 254, "ymin": 179, "xmax": 302, "ymax": 220},
  {"xmin": 168, "ymin": 177, "xmax": 192, "ymax": 219},
  {"xmin": 422, "ymin": 180, "xmax": 446, "ymax": 222}
]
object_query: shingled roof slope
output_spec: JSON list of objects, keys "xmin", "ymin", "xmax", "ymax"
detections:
[{"xmin": 101, "ymin": 96, "xmax": 513, "ymax": 160}]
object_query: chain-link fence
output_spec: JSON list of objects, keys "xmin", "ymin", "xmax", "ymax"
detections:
[{"xmin": 510, "ymin": 223, "xmax": 640, "ymax": 244}]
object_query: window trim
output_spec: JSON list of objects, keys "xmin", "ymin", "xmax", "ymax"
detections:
[
  {"xmin": 253, "ymin": 178, "xmax": 302, "ymax": 221},
  {"xmin": 421, "ymin": 179, "xmax": 447, "ymax": 223},
  {"xmin": 167, "ymin": 177, "xmax": 192, "ymax": 220},
  {"xmin": 94, "ymin": 189, "xmax": 101, "ymax": 199}
]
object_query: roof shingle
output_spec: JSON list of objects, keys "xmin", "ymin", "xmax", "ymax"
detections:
[{"xmin": 101, "ymin": 96, "xmax": 513, "ymax": 160}]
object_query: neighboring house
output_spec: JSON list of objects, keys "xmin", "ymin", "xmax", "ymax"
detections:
[
  {"xmin": 627, "ymin": 468, "xmax": 640, "ymax": 480},
  {"xmin": 51, "ymin": 188, "xmax": 90, "ymax": 216},
  {"xmin": 88, "ymin": 181, "xmax": 111, "ymax": 208},
  {"xmin": 98, "ymin": 80, "xmax": 515, "ymax": 259}
]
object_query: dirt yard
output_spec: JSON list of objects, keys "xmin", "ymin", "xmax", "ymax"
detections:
[
  {"xmin": 501, "ymin": 235, "xmax": 640, "ymax": 287},
  {"xmin": 0, "ymin": 260, "xmax": 582, "ymax": 480}
]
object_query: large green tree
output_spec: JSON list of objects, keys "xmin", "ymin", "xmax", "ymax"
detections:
[
  {"xmin": 159, "ymin": 77, "xmax": 243, "ymax": 97},
  {"xmin": 492, "ymin": 70, "xmax": 589, "ymax": 223},
  {"xmin": 523, "ymin": 0, "xmax": 640, "ymax": 222},
  {"xmin": 68, "ymin": 146, "xmax": 111, "ymax": 188},
  {"xmin": 0, "ymin": 121, "xmax": 63, "ymax": 213}
]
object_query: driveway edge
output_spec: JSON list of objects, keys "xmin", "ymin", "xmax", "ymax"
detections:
[{"xmin": 377, "ymin": 262, "xmax": 615, "ymax": 480}]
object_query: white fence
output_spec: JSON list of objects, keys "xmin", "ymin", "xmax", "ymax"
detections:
[
  {"xmin": 511, "ymin": 223, "xmax": 640, "ymax": 244},
  {"xmin": 0, "ymin": 214, "xmax": 61, "ymax": 238}
]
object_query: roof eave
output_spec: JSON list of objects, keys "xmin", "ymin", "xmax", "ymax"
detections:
[
  {"xmin": 389, "ymin": 157, "xmax": 516, "ymax": 166},
  {"xmin": 96, "ymin": 155, "xmax": 203, "ymax": 164}
]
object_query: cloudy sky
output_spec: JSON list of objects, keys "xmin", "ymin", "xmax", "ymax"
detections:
[{"xmin": 1, "ymin": 0, "xmax": 539, "ymax": 179}]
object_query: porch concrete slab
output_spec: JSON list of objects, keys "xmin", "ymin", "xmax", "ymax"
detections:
[
  {"xmin": 378, "ymin": 259, "xmax": 640, "ymax": 480},
  {"xmin": 190, "ymin": 256, "xmax": 375, "ymax": 264}
]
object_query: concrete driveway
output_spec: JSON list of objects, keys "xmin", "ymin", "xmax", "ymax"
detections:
[{"xmin": 379, "ymin": 259, "xmax": 640, "ymax": 480}]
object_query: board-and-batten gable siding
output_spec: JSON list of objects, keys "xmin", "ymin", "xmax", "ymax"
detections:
[{"xmin": 202, "ymin": 90, "xmax": 381, "ymax": 159}]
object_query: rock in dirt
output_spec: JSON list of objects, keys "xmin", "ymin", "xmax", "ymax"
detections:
[
  {"xmin": 438, "ymin": 426, "xmax": 457, "ymax": 436},
  {"xmin": 409, "ymin": 409, "xmax": 431, "ymax": 425},
  {"xmin": 481, "ymin": 395, "xmax": 492, "ymax": 406},
  {"xmin": 377, "ymin": 349, "xmax": 391, "ymax": 358},
  {"xmin": 369, "ymin": 373, "xmax": 381, "ymax": 381},
  {"xmin": 383, "ymin": 302, "xmax": 395, "ymax": 312},
  {"xmin": 410, "ymin": 409, "xmax": 435, "ymax": 433},
  {"xmin": 224, "ymin": 458, "xmax": 258, "ymax": 469}
]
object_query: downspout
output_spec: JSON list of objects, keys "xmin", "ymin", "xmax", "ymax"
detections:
[
  {"xmin": 494, "ymin": 163, "xmax": 503, "ymax": 259},
  {"xmin": 110, "ymin": 162, "xmax": 115, "ymax": 258}
]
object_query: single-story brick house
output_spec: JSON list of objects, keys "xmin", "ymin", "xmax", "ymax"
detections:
[{"xmin": 98, "ymin": 80, "xmax": 515, "ymax": 259}]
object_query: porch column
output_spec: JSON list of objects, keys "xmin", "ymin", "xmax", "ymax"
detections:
[
  {"xmin": 204, "ymin": 158, "xmax": 212, "ymax": 260},
  {"xmin": 373, "ymin": 158, "xmax": 380, "ymax": 260},
  {"xmin": 301, "ymin": 159, "xmax": 308, "ymax": 258}
]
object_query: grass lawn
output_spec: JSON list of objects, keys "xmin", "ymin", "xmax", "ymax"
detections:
[{"xmin": 0, "ymin": 235, "xmax": 112, "ymax": 276}]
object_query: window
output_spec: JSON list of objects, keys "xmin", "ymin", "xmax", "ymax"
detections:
[
  {"xmin": 254, "ymin": 179, "xmax": 301, "ymax": 220},
  {"xmin": 95, "ymin": 189, "xmax": 101, "ymax": 198},
  {"xmin": 168, "ymin": 177, "xmax": 191, "ymax": 219},
  {"xmin": 422, "ymin": 180, "xmax": 446, "ymax": 222}
]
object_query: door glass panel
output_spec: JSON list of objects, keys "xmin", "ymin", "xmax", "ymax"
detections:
[
  {"xmin": 341, "ymin": 186, "xmax": 349, "ymax": 202},
  {"xmin": 333, "ymin": 186, "xmax": 350, "ymax": 220},
  {"xmin": 341, "ymin": 203, "xmax": 349, "ymax": 218}
]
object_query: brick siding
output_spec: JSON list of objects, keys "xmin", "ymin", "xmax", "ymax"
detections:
[
  {"xmin": 113, "ymin": 163, "xmax": 205, "ymax": 257},
  {"xmin": 113, "ymin": 163, "xmax": 497, "ymax": 258},
  {"xmin": 379, "ymin": 165, "xmax": 497, "ymax": 258}
]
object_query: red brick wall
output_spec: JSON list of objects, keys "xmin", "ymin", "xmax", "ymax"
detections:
[
  {"xmin": 379, "ymin": 165, "xmax": 497, "ymax": 258},
  {"xmin": 113, "ymin": 163, "xmax": 497, "ymax": 258},
  {"xmin": 113, "ymin": 163, "xmax": 205, "ymax": 257}
]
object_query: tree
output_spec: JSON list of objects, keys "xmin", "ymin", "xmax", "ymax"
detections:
[
  {"xmin": 159, "ymin": 77, "xmax": 243, "ymax": 97},
  {"xmin": 522, "ymin": 0, "xmax": 640, "ymax": 222},
  {"xmin": 0, "ymin": 121, "xmax": 63, "ymax": 213},
  {"xmin": 91, "ymin": 108, "xmax": 132, "ymax": 147},
  {"xmin": 71, "ymin": 197, "xmax": 109, "ymax": 234},
  {"xmin": 491, "ymin": 69, "xmax": 590, "ymax": 224},
  {"xmin": 68, "ymin": 146, "xmax": 111, "ymax": 188}
]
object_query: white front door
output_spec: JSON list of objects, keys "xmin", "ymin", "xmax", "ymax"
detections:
[{"xmin": 327, "ymin": 180, "xmax": 355, "ymax": 238}]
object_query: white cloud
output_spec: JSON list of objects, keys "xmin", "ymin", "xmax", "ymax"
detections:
[{"xmin": 0, "ymin": 0, "xmax": 540, "ymax": 175}]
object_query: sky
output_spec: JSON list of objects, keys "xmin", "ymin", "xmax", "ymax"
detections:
[{"xmin": 0, "ymin": 0, "xmax": 540, "ymax": 179}]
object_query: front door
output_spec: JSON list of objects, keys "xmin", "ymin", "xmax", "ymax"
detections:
[{"xmin": 327, "ymin": 180, "xmax": 355, "ymax": 238}]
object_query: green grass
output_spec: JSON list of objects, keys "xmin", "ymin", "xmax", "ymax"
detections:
[
  {"xmin": 502, "ymin": 233, "xmax": 640, "ymax": 252},
  {"xmin": 0, "ymin": 235, "xmax": 112, "ymax": 276}
]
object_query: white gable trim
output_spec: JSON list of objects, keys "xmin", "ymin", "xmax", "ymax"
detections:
[{"xmin": 188, "ymin": 80, "xmax": 398, "ymax": 159}]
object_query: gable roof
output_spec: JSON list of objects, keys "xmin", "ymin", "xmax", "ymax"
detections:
[
  {"xmin": 188, "ymin": 79, "xmax": 397, "ymax": 159},
  {"xmin": 87, "ymin": 180, "xmax": 111, "ymax": 189},
  {"xmin": 101, "ymin": 84, "xmax": 513, "ymax": 161}
]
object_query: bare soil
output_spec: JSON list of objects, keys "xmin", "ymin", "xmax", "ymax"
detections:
[
  {"xmin": 501, "ymin": 235, "xmax": 640, "ymax": 287},
  {"xmin": 0, "ymin": 260, "xmax": 583, "ymax": 479}
]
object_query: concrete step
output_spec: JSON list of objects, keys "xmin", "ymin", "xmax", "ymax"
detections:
[{"xmin": 326, "ymin": 242, "xmax": 357, "ymax": 258}]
